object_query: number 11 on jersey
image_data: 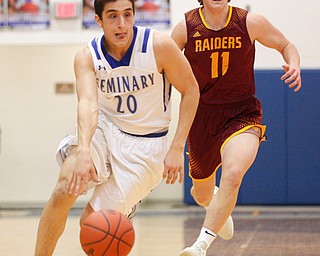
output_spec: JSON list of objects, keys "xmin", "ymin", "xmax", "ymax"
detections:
[{"xmin": 210, "ymin": 52, "xmax": 230, "ymax": 78}]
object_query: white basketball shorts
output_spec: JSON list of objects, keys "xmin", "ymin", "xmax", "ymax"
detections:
[{"xmin": 56, "ymin": 114, "xmax": 169, "ymax": 216}]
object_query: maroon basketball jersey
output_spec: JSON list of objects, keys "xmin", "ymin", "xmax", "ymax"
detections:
[{"xmin": 184, "ymin": 6, "xmax": 255, "ymax": 104}]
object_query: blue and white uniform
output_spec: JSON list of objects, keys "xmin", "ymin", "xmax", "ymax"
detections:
[
  {"xmin": 90, "ymin": 25, "xmax": 172, "ymax": 135},
  {"xmin": 56, "ymin": 26, "xmax": 172, "ymax": 215}
]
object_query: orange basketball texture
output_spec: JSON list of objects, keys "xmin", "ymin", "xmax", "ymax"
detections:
[{"xmin": 80, "ymin": 209, "xmax": 135, "ymax": 256}]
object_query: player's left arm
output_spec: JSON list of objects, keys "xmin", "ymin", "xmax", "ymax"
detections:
[
  {"xmin": 153, "ymin": 31, "xmax": 199, "ymax": 184},
  {"xmin": 247, "ymin": 12, "xmax": 302, "ymax": 92}
]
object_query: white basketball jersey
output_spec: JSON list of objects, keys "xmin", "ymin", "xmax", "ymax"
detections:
[{"xmin": 88, "ymin": 26, "xmax": 172, "ymax": 136}]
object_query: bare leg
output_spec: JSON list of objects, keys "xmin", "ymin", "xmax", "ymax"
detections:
[
  {"xmin": 180, "ymin": 133, "xmax": 260, "ymax": 255},
  {"xmin": 34, "ymin": 150, "xmax": 78, "ymax": 256},
  {"xmin": 203, "ymin": 133, "xmax": 260, "ymax": 234},
  {"xmin": 191, "ymin": 174, "xmax": 216, "ymax": 208}
]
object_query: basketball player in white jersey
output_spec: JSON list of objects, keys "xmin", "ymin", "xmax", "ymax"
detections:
[{"xmin": 34, "ymin": 0, "xmax": 199, "ymax": 255}]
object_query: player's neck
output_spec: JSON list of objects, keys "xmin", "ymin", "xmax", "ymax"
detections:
[
  {"xmin": 103, "ymin": 38, "xmax": 131, "ymax": 61},
  {"xmin": 201, "ymin": 5, "xmax": 230, "ymax": 31}
]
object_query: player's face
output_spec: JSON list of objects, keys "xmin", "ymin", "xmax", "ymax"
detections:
[{"xmin": 95, "ymin": 0, "xmax": 135, "ymax": 52}]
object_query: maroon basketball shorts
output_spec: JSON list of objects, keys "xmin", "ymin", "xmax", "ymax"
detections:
[{"xmin": 187, "ymin": 97, "xmax": 266, "ymax": 180}]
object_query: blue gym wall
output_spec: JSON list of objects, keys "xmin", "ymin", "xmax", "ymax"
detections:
[{"xmin": 184, "ymin": 69, "xmax": 320, "ymax": 205}]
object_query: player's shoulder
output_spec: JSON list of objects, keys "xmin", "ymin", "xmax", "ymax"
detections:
[
  {"xmin": 246, "ymin": 12, "xmax": 275, "ymax": 42},
  {"xmin": 74, "ymin": 44, "xmax": 93, "ymax": 69},
  {"xmin": 152, "ymin": 29, "xmax": 182, "ymax": 71},
  {"xmin": 153, "ymin": 30, "xmax": 176, "ymax": 50},
  {"xmin": 153, "ymin": 29, "xmax": 170, "ymax": 40},
  {"xmin": 172, "ymin": 19, "xmax": 187, "ymax": 35},
  {"xmin": 75, "ymin": 45, "xmax": 91, "ymax": 60},
  {"xmin": 247, "ymin": 12, "xmax": 270, "ymax": 27},
  {"xmin": 175, "ymin": 19, "xmax": 187, "ymax": 29},
  {"xmin": 171, "ymin": 19, "xmax": 187, "ymax": 48}
]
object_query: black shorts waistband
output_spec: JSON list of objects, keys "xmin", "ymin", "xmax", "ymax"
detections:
[{"xmin": 121, "ymin": 130, "xmax": 168, "ymax": 138}]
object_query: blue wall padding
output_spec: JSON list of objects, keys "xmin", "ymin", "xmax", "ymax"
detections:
[{"xmin": 184, "ymin": 69, "xmax": 320, "ymax": 205}]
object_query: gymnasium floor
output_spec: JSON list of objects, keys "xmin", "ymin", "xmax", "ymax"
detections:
[{"xmin": 0, "ymin": 202, "xmax": 319, "ymax": 256}]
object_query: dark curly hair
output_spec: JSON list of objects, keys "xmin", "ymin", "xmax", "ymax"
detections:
[
  {"xmin": 94, "ymin": 0, "xmax": 135, "ymax": 20},
  {"xmin": 198, "ymin": 0, "xmax": 231, "ymax": 5}
]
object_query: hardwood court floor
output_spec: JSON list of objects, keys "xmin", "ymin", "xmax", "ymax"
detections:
[{"xmin": 0, "ymin": 203, "xmax": 319, "ymax": 256}]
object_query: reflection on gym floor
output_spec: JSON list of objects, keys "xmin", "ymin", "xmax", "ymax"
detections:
[{"xmin": 0, "ymin": 203, "xmax": 319, "ymax": 255}]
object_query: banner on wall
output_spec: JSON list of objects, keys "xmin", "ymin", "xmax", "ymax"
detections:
[
  {"xmin": 0, "ymin": 0, "xmax": 5, "ymax": 28},
  {"xmin": 135, "ymin": 0, "xmax": 170, "ymax": 28},
  {"xmin": 7, "ymin": 0, "xmax": 49, "ymax": 29},
  {"xmin": 83, "ymin": 0, "xmax": 170, "ymax": 30}
]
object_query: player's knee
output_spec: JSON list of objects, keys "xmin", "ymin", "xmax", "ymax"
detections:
[
  {"xmin": 195, "ymin": 196, "xmax": 211, "ymax": 207},
  {"xmin": 51, "ymin": 178, "xmax": 71, "ymax": 207},
  {"xmin": 222, "ymin": 167, "xmax": 245, "ymax": 189},
  {"xmin": 191, "ymin": 187, "xmax": 212, "ymax": 207}
]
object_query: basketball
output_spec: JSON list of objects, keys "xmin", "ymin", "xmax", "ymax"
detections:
[{"xmin": 80, "ymin": 209, "xmax": 135, "ymax": 256}]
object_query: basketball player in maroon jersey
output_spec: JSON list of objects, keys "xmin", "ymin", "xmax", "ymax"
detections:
[{"xmin": 172, "ymin": 0, "xmax": 302, "ymax": 255}]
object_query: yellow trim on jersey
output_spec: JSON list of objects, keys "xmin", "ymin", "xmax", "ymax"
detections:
[
  {"xmin": 188, "ymin": 163, "xmax": 222, "ymax": 182},
  {"xmin": 225, "ymin": 6, "xmax": 233, "ymax": 28},
  {"xmin": 220, "ymin": 124, "xmax": 267, "ymax": 154},
  {"xmin": 188, "ymin": 124, "xmax": 266, "ymax": 182},
  {"xmin": 199, "ymin": 6, "xmax": 233, "ymax": 30}
]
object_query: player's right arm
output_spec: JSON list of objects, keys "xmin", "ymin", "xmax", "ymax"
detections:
[
  {"xmin": 171, "ymin": 19, "xmax": 187, "ymax": 51},
  {"xmin": 68, "ymin": 45, "xmax": 100, "ymax": 196}
]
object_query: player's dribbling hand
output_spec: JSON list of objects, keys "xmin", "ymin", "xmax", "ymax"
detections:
[
  {"xmin": 281, "ymin": 64, "xmax": 302, "ymax": 92},
  {"xmin": 67, "ymin": 152, "xmax": 100, "ymax": 196}
]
